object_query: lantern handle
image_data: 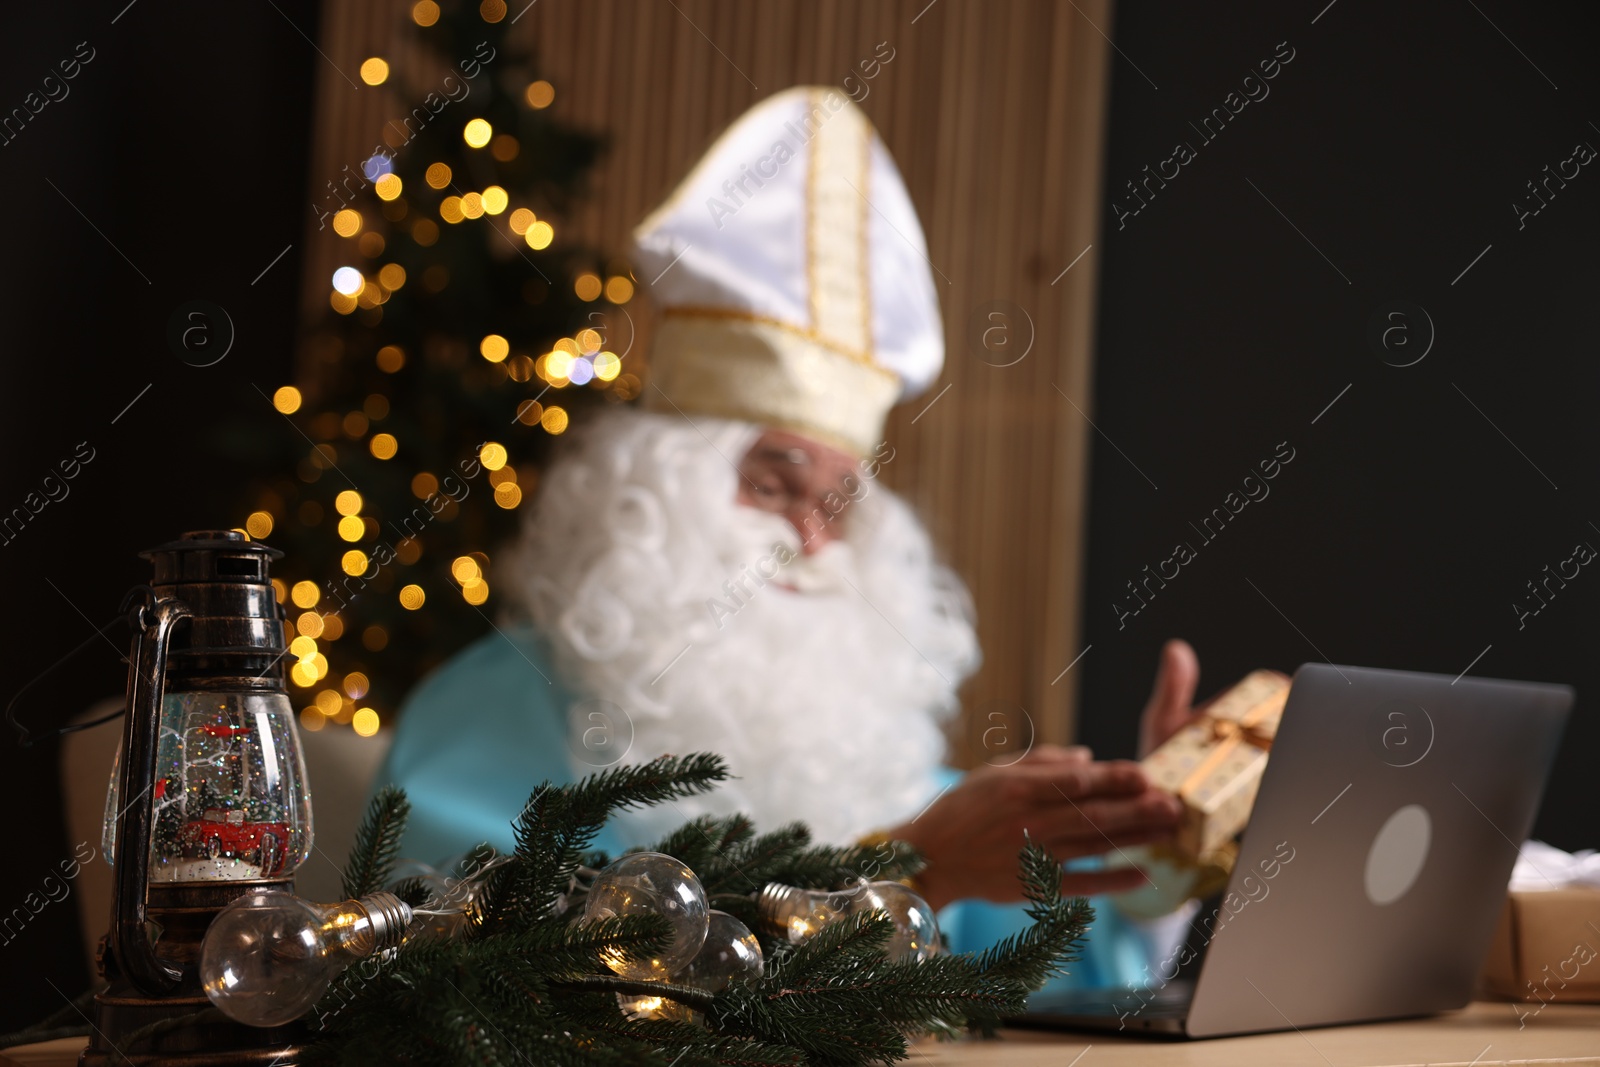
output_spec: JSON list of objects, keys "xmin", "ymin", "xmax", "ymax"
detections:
[{"xmin": 110, "ymin": 591, "xmax": 192, "ymax": 995}]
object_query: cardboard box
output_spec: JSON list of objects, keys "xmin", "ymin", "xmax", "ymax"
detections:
[
  {"xmin": 1141, "ymin": 670, "xmax": 1289, "ymax": 862},
  {"xmin": 1481, "ymin": 889, "xmax": 1600, "ymax": 1003}
]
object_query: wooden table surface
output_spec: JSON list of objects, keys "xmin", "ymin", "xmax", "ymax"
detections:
[{"xmin": 5, "ymin": 1002, "xmax": 1597, "ymax": 1066}]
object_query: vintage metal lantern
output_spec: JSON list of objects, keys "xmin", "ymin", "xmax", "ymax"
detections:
[{"xmin": 87, "ymin": 530, "xmax": 313, "ymax": 1065}]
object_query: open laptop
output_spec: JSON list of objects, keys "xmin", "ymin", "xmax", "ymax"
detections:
[{"xmin": 1019, "ymin": 663, "xmax": 1572, "ymax": 1038}]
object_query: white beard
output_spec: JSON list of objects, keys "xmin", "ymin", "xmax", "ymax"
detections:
[{"xmin": 508, "ymin": 410, "xmax": 981, "ymax": 846}]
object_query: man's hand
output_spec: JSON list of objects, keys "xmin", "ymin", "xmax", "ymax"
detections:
[
  {"xmin": 1139, "ymin": 639, "xmax": 1203, "ymax": 758},
  {"xmin": 884, "ymin": 745, "xmax": 1183, "ymax": 910}
]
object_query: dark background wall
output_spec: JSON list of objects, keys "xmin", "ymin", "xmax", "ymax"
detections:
[
  {"xmin": 0, "ymin": 1, "xmax": 317, "ymax": 1027},
  {"xmin": 1079, "ymin": 0, "xmax": 1599, "ymax": 851}
]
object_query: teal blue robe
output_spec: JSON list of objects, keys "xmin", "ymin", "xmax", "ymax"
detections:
[{"xmin": 371, "ymin": 629, "xmax": 1163, "ymax": 990}]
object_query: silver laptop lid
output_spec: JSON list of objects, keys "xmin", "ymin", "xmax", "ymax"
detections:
[{"xmin": 1185, "ymin": 663, "xmax": 1570, "ymax": 1038}]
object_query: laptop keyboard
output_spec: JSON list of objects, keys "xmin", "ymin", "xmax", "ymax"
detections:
[{"xmin": 1025, "ymin": 979, "xmax": 1196, "ymax": 1020}]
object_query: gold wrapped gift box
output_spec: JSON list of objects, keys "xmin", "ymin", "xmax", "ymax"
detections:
[{"xmin": 1141, "ymin": 669, "xmax": 1290, "ymax": 863}]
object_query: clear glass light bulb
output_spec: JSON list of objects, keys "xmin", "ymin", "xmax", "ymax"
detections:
[
  {"xmin": 677, "ymin": 909, "xmax": 764, "ymax": 991},
  {"xmin": 583, "ymin": 852, "xmax": 709, "ymax": 980},
  {"xmin": 200, "ymin": 888, "xmax": 412, "ymax": 1027},
  {"xmin": 616, "ymin": 912, "xmax": 761, "ymax": 1021},
  {"xmin": 758, "ymin": 881, "xmax": 940, "ymax": 962}
]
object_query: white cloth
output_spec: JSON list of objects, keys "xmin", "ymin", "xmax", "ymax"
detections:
[{"xmin": 1509, "ymin": 839, "xmax": 1600, "ymax": 890}]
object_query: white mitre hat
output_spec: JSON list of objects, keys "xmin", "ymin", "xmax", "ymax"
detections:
[{"xmin": 631, "ymin": 86, "xmax": 943, "ymax": 457}]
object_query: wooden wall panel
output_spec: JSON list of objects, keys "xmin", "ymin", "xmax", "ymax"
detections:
[{"xmin": 300, "ymin": 0, "xmax": 1112, "ymax": 765}]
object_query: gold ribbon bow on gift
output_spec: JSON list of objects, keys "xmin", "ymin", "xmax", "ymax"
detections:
[{"xmin": 1177, "ymin": 695, "xmax": 1281, "ymax": 798}]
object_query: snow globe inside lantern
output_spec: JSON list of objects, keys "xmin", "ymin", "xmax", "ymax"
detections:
[{"xmin": 103, "ymin": 688, "xmax": 312, "ymax": 882}]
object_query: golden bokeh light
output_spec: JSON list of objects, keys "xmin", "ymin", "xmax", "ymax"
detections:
[
  {"xmin": 541, "ymin": 405, "xmax": 569, "ymax": 434},
  {"xmin": 451, "ymin": 555, "xmax": 481, "ymax": 583},
  {"xmin": 575, "ymin": 328, "xmax": 602, "ymax": 353},
  {"xmin": 344, "ymin": 671, "xmax": 371, "ymax": 699},
  {"xmin": 479, "ymin": 441, "xmax": 508, "ymax": 470},
  {"xmin": 343, "ymin": 411, "xmax": 370, "ymax": 437},
  {"xmin": 352, "ymin": 708, "xmax": 381, "ymax": 737},
  {"xmin": 439, "ymin": 196, "xmax": 465, "ymax": 224},
  {"xmin": 605, "ymin": 276, "xmax": 635, "ymax": 303},
  {"xmin": 341, "ymin": 550, "xmax": 369, "ymax": 576},
  {"xmin": 494, "ymin": 482, "xmax": 522, "ymax": 509},
  {"xmin": 321, "ymin": 614, "xmax": 344, "ymax": 641},
  {"xmin": 378, "ymin": 263, "xmax": 407, "ymax": 290},
  {"xmin": 545, "ymin": 349, "xmax": 574, "ymax": 380},
  {"xmin": 396, "ymin": 538, "xmax": 422, "ymax": 564},
  {"xmin": 374, "ymin": 173, "xmax": 402, "ymax": 201},
  {"xmin": 271, "ymin": 578, "xmax": 287, "ymax": 604},
  {"xmin": 332, "ymin": 209, "xmax": 362, "ymax": 238},
  {"xmin": 290, "ymin": 661, "xmax": 317, "ymax": 688},
  {"xmin": 479, "ymin": 0, "xmax": 507, "ymax": 22},
  {"xmin": 289, "ymin": 635, "xmax": 317, "ymax": 660},
  {"xmin": 299, "ymin": 707, "xmax": 325, "ymax": 731},
  {"xmin": 479, "ymin": 334, "xmax": 510, "ymax": 363},
  {"xmin": 460, "ymin": 191, "xmax": 485, "ymax": 219},
  {"xmin": 411, "ymin": 472, "xmax": 439, "ymax": 498},
  {"xmin": 463, "ymin": 118, "xmax": 493, "ymax": 148},
  {"xmin": 338, "ymin": 515, "xmax": 365, "ymax": 541},
  {"xmin": 273, "ymin": 385, "xmax": 302, "ymax": 413},
  {"xmin": 335, "ymin": 490, "xmax": 363, "ymax": 516},
  {"xmin": 573, "ymin": 273, "xmax": 603, "ymax": 301},
  {"xmin": 360, "ymin": 57, "xmax": 390, "ymax": 85},
  {"xmin": 525, "ymin": 220, "xmax": 553, "ymax": 249},
  {"xmin": 291, "ymin": 580, "xmax": 321, "ymax": 609},
  {"xmin": 359, "ymin": 231, "xmax": 386, "ymax": 257},
  {"xmin": 246, "ymin": 511, "xmax": 274, "ymax": 538},
  {"xmin": 525, "ymin": 80, "xmax": 555, "ymax": 109},
  {"xmin": 399, "ymin": 584, "xmax": 426, "ymax": 610},
  {"xmin": 462, "ymin": 578, "xmax": 490, "ymax": 603},
  {"xmin": 593, "ymin": 351, "xmax": 621, "ymax": 381},
  {"xmin": 481, "ymin": 185, "xmax": 508, "ymax": 214},
  {"xmin": 516, "ymin": 399, "xmax": 543, "ymax": 425},
  {"xmin": 412, "ymin": 0, "xmax": 439, "ymax": 26},
  {"xmin": 509, "ymin": 208, "xmax": 535, "ymax": 235},
  {"xmin": 425, "ymin": 162, "xmax": 452, "ymax": 189},
  {"xmin": 297, "ymin": 611, "xmax": 324, "ymax": 639},
  {"xmin": 370, "ymin": 433, "xmax": 399, "ymax": 459},
  {"xmin": 412, "ymin": 217, "xmax": 439, "ymax": 246},
  {"xmin": 330, "ymin": 291, "xmax": 358, "ymax": 315},
  {"xmin": 376, "ymin": 344, "xmax": 406, "ymax": 372}
]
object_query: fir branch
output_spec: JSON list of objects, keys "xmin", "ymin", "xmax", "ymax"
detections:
[
  {"xmin": 498, "ymin": 754, "xmax": 730, "ymax": 928},
  {"xmin": 647, "ymin": 813, "xmax": 757, "ymax": 876},
  {"xmin": 342, "ymin": 785, "xmax": 411, "ymax": 899},
  {"xmin": 313, "ymin": 757, "xmax": 1094, "ymax": 1065},
  {"xmin": 964, "ymin": 836, "xmax": 1094, "ymax": 1035},
  {"xmin": 550, "ymin": 974, "xmax": 717, "ymax": 1013}
]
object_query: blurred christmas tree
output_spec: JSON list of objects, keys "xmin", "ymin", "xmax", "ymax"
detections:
[{"xmin": 221, "ymin": 0, "xmax": 640, "ymax": 737}]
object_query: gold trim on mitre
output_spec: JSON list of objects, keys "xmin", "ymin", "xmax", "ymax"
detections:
[{"xmin": 643, "ymin": 311, "xmax": 900, "ymax": 458}]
